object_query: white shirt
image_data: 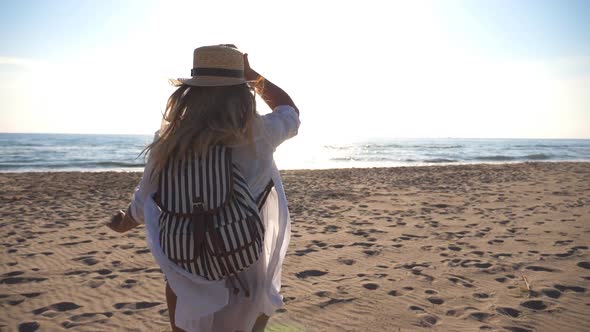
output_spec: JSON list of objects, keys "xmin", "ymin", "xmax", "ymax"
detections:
[{"xmin": 129, "ymin": 105, "xmax": 300, "ymax": 332}]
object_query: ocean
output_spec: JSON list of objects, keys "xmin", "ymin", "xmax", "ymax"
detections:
[{"xmin": 1, "ymin": 133, "xmax": 589, "ymax": 172}]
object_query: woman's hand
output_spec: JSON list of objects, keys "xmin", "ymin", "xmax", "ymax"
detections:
[{"xmin": 107, "ymin": 210, "xmax": 139, "ymax": 233}]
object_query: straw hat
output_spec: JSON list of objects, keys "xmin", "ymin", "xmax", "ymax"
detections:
[{"xmin": 173, "ymin": 45, "xmax": 248, "ymax": 87}]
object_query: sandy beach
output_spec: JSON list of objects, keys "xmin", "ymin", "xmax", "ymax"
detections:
[{"xmin": 1, "ymin": 162, "xmax": 589, "ymax": 332}]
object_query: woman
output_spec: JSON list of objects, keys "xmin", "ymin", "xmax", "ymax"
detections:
[{"xmin": 107, "ymin": 45, "xmax": 299, "ymax": 332}]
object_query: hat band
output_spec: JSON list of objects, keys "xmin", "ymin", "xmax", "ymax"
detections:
[{"xmin": 191, "ymin": 67, "xmax": 244, "ymax": 78}]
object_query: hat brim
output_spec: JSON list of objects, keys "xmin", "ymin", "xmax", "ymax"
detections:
[{"xmin": 171, "ymin": 76, "xmax": 249, "ymax": 87}]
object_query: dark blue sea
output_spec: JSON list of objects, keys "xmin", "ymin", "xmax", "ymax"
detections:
[{"xmin": 1, "ymin": 133, "xmax": 589, "ymax": 172}]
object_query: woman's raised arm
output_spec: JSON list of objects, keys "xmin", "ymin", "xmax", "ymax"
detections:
[{"xmin": 244, "ymin": 54, "xmax": 299, "ymax": 115}]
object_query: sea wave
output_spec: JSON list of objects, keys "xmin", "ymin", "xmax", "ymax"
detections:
[
  {"xmin": 476, "ymin": 155, "xmax": 517, "ymax": 161},
  {"xmin": 474, "ymin": 153, "xmax": 552, "ymax": 161},
  {"xmin": 324, "ymin": 144, "xmax": 463, "ymax": 150},
  {"xmin": 525, "ymin": 153, "xmax": 551, "ymax": 160},
  {"xmin": 330, "ymin": 157, "xmax": 356, "ymax": 161},
  {"xmin": 0, "ymin": 161, "xmax": 146, "ymax": 170},
  {"xmin": 424, "ymin": 158, "xmax": 458, "ymax": 163},
  {"xmin": 513, "ymin": 144, "xmax": 559, "ymax": 148}
]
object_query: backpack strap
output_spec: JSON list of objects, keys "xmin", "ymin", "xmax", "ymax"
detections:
[{"xmin": 256, "ymin": 180, "xmax": 275, "ymax": 211}]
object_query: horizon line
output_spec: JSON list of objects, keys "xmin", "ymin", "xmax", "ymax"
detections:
[{"xmin": 1, "ymin": 131, "xmax": 589, "ymax": 140}]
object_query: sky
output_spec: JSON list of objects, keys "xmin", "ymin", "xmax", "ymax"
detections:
[{"xmin": 1, "ymin": 0, "xmax": 589, "ymax": 140}]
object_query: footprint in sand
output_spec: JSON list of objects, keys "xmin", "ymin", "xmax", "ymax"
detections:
[
  {"xmin": 70, "ymin": 312, "xmax": 113, "ymax": 321},
  {"xmin": 71, "ymin": 256, "xmax": 99, "ymax": 266},
  {"xmin": 293, "ymin": 248, "xmax": 317, "ymax": 256},
  {"xmin": 491, "ymin": 253, "xmax": 512, "ymax": 259},
  {"xmin": 473, "ymin": 292, "xmax": 490, "ymax": 300},
  {"xmin": 86, "ymin": 280, "xmax": 105, "ymax": 289},
  {"xmin": 362, "ymin": 283, "xmax": 379, "ymax": 290},
  {"xmin": 95, "ymin": 269, "xmax": 112, "ymax": 276},
  {"xmin": 113, "ymin": 302, "xmax": 162, "ymax": 310},
  {"xmin": 295, "ymin": 270, "xmax": 328, "ymax": 279},
  {"xmin": 466, "ymin": 312, "xmax": 491, "ymax": 322},
  {"xmin": 117, "ymin": 243, "xmax": 135, "ymax": 250},
  {"xmin": 540, "ymin": 288, "xmax": 561, "ymax": 299},
  {"xmin": 496, "ymin": 307, "xmax": 521, "ymax": 318},
  {"xmin": 18, "ymin": 321, "xmax": 40, "ymax": 332},
  {"xmin": 311, "ymin": 240, "xmax": 329, "ymax": 248},
  {"xmin": 416, "ymin": 314, "xmax": 438, "ymax": 327},
  {"xmin": 409, "ymin": 305, "xmax": 425, "ymax": 312},
  {"xmin": 33, "ymin": 302, "xmax": 82, "ymax": 315},
  {"xmin": 576, "ymin": 261, "xmax": 590, "ymax": 269},
  {"xmin": 525, "ymin": 266, "xmax": 558, "ymax": 272},
  {"xmin": 65, "ymin": 270, "xmax": 89, "ymax": 277},
  {"xmin": 145, "ymin": 268, "xmax": 163, "ymax": 274},
  {"xmin": 388, "ymin": 286, "xmax": 414, "ymax": 297},
  {"xmin": 363, "ymin": 249, "xmax": 380, "ymax": 256},
  {"xmin": 0, "ymin": 276, "xmax": 47, "ymax": 285},
  {"xmin": 318, "ymin": 297, "xmax": 356, "ymax": 309},
  {"xmin": 322, "ymin": 225, "xmax": 340, "ymax": 234},
  {"xmin": 60, "ymin": 239, "xmax": 92, "ymax": 246},
  {"xmin": 448, "ymin": 245, "xmax": 462, "ymax": 251},
  {"xmin": 445, "ymin": 308, "xmax": 465, "ymax": 317},
  {"xmin": 351, "ymin": 242, "xmax": 375, "ymax": 248},
  {"xmin": 470, "ymin": 250, "xmax": 484, "ymax": 256},
  {"xmin": 3, "ymin": 295, "xmax": 25, "ymax": 306},
  {"xmin": 3, "ymin": 271, "xmax": 24, "ymax": 277},
  {"xmin": 503, "ymin": 326, "xmax": 533, "ymax": 332},
  {"xmin": 61, "ymin": 312, "xmax": 113, "ymax": 329},
  {"xmin": 520, "ymin": 300, "xmax": 548, "ymax": 310},
  {"xmin": 120, "ymin": 279, "xmax": 138, "ymax": 289},
  {"xmin": 448, "ymin": 276, "xmax": 474, "ymax": 288},
  {"xmin": 337, "ymin": 257, "xmax": 355, "ymax": 266},
  {"xmin": 427, "ymin": 297, "xmax": 444, "ymax": 305},
  {"xmin": 313, "ymin": 291, "xmax": 330, "ymax": 298},
  {"xmin": 553, "ymin": 284, "xmax": 586, "ymax": 293},
  {"xmin": 120, "ymin": 267, "xmax": 145, "ymax": 273}
]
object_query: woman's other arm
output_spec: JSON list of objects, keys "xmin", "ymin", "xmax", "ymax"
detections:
[
  {"xmin": 106, "ymin": 133, "xmax": 159, "ymax": 233},
  {"xmin": 107, "ymin": 209, "xmax": 139, "ymax": 233}
]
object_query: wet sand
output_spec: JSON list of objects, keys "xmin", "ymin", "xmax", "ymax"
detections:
[{"xmin": 1, "ymin": 162, "xmax": 589, "ymax": 331}]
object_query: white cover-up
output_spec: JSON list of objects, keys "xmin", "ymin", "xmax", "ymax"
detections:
[{"xmin": 128, "ymin": 105, "xmax": 300, "ymax": 332}]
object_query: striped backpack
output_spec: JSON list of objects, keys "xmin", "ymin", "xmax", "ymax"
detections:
[{"xmin": 154, "ymin": 146, "xmax": 273, "ymax": 296}]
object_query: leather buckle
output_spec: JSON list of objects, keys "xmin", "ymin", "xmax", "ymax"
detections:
[{"xmin": 193, "ymin": 201, "xmax": 204, "ymax": 211}]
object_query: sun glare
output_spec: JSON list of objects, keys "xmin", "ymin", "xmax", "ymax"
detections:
[{"xmin": 0, "ymin": 1, "xmax": 588, "ymax": 138}]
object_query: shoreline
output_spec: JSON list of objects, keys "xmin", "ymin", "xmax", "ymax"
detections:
[
  {"xmin": 1, "ymin": 162, "xmax": 589, "ymax": 331},
  {"xmin": 1, "ymin": 160, "xmax": 589, "ymax": 174}
]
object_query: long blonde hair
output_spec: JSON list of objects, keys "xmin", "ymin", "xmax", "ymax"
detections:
[{"xmin": 143, "ymin": 83, "xmax": 257, "ymax": 180}]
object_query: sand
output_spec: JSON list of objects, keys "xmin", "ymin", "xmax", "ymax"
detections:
[{"xmin": 1, "ymin": 162, "xmax": 589, "ymax": 332}]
